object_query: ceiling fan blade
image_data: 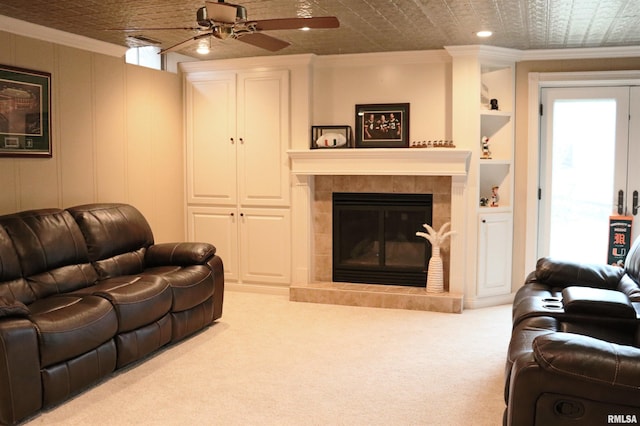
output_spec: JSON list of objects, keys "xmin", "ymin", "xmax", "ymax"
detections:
[
  {"xmin": 160, "ymin": 33, "xmax": 211, "ymax": 54},
  {"xmin": 205, "ymin": 1, "xmax": 238, "ymax": 23},
  {"xmin": 253, "ymin": 16, "xmax": 339, "ymax": 31},
  {"xmin": 236, "ymin": 33, "xmax": 291, "ymax": 51},
  {"xmin": 105, "ymin": 27, "xmax": 203, "ymax": 32}
]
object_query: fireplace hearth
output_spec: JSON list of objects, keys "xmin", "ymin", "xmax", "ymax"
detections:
[{"xmin": 332, "ymin": 192, "xmax": 433, "ymax": 287}]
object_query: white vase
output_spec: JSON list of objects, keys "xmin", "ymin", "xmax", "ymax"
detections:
[{"xmin": 426, "ymin": 246, "xmax": 444, "ymax": 293}]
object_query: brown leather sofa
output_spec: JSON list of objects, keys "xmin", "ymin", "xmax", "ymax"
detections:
[
  {"xmin": 0, "ymin": 203, "xmax": 224, "ymax": 425},
  {"xmin": 504, "ymin": 239, "xmax": 640, "ymax": 425}
]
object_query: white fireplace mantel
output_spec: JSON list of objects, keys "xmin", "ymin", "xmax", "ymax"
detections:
[
  {"xmin": 287, "ymin": 148, "xmax": 471, "ymax": 298},
  {"xmin": 288, "ymin": 148, "xmax": 471, "ymax": 177}
]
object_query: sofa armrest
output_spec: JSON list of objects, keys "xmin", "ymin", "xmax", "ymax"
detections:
[
  {"xmin": 0, "ymin": 297, "xmax": 29, "ymax": 318},
  {"xmin": 0, "ymin": 318, "xmax": 42, "ymax": 424},
  {"xmin": 535, "ymin": 257, "xmax": 624, "ymax": 289},
  {"xmin": 533, "ymin": 332, "xmax": 640, "ymax": 389},
  {"xmin": 145, "ymin": 242, "xmax": 216, "ymax": 267},
  {"xmin": 561, "ymin": 286, "xmax": 636, "ymax": 318}
]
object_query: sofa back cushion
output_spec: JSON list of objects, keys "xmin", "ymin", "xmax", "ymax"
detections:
[
  {"xmin": 0, "ymin": 224, "xmax": 34, "ymax": 304},
  {"xmin": 0, "ymin": 209, "xmax": 97, "ymax": 302},
  {"xmin": 67, "ymin": 203, "xmax": 154, "ymax": 279}
]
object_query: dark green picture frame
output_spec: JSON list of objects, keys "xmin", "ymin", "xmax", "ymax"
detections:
[{"xmin": 0, "ymin": 64, "xmax": 52, "ymax": 157}]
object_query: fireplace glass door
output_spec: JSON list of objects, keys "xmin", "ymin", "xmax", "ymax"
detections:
[{"xmin": 333, "ymin": 192, "xmax": 433, "ymax": 287}]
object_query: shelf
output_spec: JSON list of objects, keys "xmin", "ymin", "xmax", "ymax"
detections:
[
  {"xmin": 478, "ymin": 206, "xmax": 512, "ymax": 214},
  {"xmin": 480, "ymin": 159, "xmax": 511, "ymax": 166},
  {"xmin": 480, "ymin": 110, "xmax": 512, "ymax": 117}
]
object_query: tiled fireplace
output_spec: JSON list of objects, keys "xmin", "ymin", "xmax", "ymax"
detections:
[{"xmin": 287, "ymin": 148, "xmax": 471, "ymax": 313}]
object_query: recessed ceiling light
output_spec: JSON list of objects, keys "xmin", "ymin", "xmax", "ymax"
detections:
[
  {"xmin": 300, "ymin": 26, "xmax": 311, "ymax": 31},
  {"xmin": 476, "ymin": 30, "xmax": 493, "ymax": 38}
]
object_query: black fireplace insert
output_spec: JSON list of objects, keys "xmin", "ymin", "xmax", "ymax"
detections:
[{"xmin": 332, "ymin": 192, "xmax": 433, "ymax": 287}]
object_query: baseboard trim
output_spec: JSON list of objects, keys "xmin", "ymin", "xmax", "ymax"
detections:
[{"xmin": 225, "ymin": 282, "xmax": 290, "ymax": 296}]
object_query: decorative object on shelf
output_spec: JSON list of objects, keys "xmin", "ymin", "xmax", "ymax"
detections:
[
  {"xmin": 490, "ymin": 98, "xmax": 499, "ymax": 110},
  {"xmin": 0, "ymin": 64, "xmax": 51, "ymax": 158},
  {"xmin": 491, "ymin": 186, "xmax": 500, "ymax": 207},
  {"xmin": 311, "ymin": 125, "xmax": 352, "ymax": 149},
  {"xmin": 480, "ymin": 197, "xmax": 489, "ymax": 207},
  {"xmin": 355, "ymin": 103, "xmax": 409, "ymax": 148},
  {"xmin": 416, "ymin": 222, "xmax": 455, "ymax": 293},
  {"xmin": 410, "ymin": 140, "xmax": 456, "ymax": 148},
  {"xmin": 481, "ymin": 136, "xmax": 491, "ymax": 159}
]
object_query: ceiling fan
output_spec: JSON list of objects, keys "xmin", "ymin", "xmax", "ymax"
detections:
[{"xmin": 113, "ymin": 0, "xmax": 340, "ymax": 55}]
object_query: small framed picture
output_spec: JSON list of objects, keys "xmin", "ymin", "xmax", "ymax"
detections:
[
  {"xmin": 311, "ymin": 125, "xmax": 352, "ymax": 149},
  {"xmin": 355, "ymin": 103, "xmax": 409, "ymax": 148}
]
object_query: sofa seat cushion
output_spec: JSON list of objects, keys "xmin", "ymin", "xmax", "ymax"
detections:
[
  {"xmin": 73, "ymin": 275, "xmax": 172, "ymax": 333},
  {"xmin": 144, "ymin": 265, "xmax": 214, "ymax": 312},
  {"xmin": 28, "ymin": 295, "xmax": 118, "ymax": 368}
]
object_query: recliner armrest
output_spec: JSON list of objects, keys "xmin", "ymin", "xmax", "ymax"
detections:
[
  {"xmin": 533, "ymin": 332, "xmax": 640, "ymax": 389},
  {"xmin": 535, "ymin": 257, "xmax": 624, "ymax": 289},
  {"xmin": 562, "ymin": 286, "xmax": 635, "ymax": 319},
  {"xmin": 0, "ymin": 296, "xmax": 29, "ymax": 318},
  {"xmin": 145, "ymin": 242, "xmax": 216, "ymax": 267}
]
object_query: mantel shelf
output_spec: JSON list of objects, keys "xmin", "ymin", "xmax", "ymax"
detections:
[{"xmin": 288, "ymin": 148, "xmax": 471, "ymax": 177}]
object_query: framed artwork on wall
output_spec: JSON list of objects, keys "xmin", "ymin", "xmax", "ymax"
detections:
[
  {"xmin": 0, "ymin": 64, "xmax": 52, "ymax": 158},
  {"xmin": 311, "ymin": 125, "xmax": 352, "ymax": 149},
  {"xmin": 355, "ymin": 103, "xmax": 409, "ymax": 148}
]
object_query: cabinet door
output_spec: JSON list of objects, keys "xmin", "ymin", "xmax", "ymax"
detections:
[
  {"xmin": 236, "ymin": 70, "xmax": 290, "ymax": 206},
  {"xmin": 186, "ymin": 73, "xmax": 238, "ymax": 205},
  {"xmin": 239, "ymin": 208, "xmax": 291, "ymax": 284},
  {"xmin": 187, "ymin": 206, "xmax": 239, "ymax": 281},
  {"xmin": 477, "ymin": 212, "xmax": 513, "ymax": 297}
]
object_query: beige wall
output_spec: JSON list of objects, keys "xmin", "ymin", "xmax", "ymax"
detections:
[
  {"xmin": 0, "ymin": 31, "xmax": 184, "ymax": 243},
  {"xmin": 312, "ymin": 53, "xmax": 452, "ymax": 144},
  {"xmin": 513, "ymin": 57, "xmax": 640, "ymax": 286}
]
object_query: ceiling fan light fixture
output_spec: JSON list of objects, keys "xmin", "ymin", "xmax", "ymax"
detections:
[
  {"xmin": 196, "ymin": 39, "xmax": 210, "ymax": 54},
  {"xmin": 476, "ymin": 30, "xmax": 493, "ymax": 38}
]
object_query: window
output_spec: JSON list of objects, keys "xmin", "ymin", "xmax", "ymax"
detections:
[{"xmin": 125, "ymin": 46, "xmax": 162, "ymax": 70}]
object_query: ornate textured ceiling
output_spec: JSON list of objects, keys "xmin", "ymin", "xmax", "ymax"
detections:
[{"xmin": 0, "ymin": 0, "xmax": 639, "ymax": 60}]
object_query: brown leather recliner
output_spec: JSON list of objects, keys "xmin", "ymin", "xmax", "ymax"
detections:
[
  {"xmin": 504, "ymin": 238, "xmax": 640, "ymax": 425},
  {"xmin": 0, "ymin": 203, "xmax": 224, "ymax": 425}
]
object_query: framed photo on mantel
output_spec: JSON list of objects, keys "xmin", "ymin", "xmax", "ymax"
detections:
[
  {"xmin": 0, "ymin": 64, "xmax": 52, "ymax": 158},
  {"xmin": 355, "ymin": 103, "xmax": 409, "ymax": 148}
]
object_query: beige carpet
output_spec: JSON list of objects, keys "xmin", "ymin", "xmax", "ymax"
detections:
[{"xmin": 25, "ymin": 291, "xmax": 512, "ymax": 426}]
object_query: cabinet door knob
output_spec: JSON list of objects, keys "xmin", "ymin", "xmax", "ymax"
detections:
[
  {"xmin": 230, "ymin": 212, "xmax": 234, "ymax": 217},
  {"xmin": 482, "ymin": 219, "xmax": 486, "ymax": 223},
  {"xmin": 240, "ymin": 212, "xmax": 244, "ymax": 217},
  {"xmin": 239, "ymin": 138, "xmax": 244, "ymax": 144},
  {"xmin": 230, "ymin": 137, "xmax": 235, "ymax": 144}
]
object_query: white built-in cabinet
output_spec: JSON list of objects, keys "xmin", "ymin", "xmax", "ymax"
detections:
[
  {"xmin": 477, "ymin": 212, "xmax": 513, "ymax": 297},
  {"xmin": 447, "ymin": 46, "xmax": 517, "ymax": 307},
  {"xmin": 183, "ymin": 66, "xmax": 291, "ymax": 285}
]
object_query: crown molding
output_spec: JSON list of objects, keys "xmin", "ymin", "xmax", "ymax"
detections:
[
  {"xmin": 313, "ymin": 50, "xmax": 451, "ymax": 68},
  {"xmin": 520, "ymin": 45, "xmax": 640, "ymax": 61},
  {"xmin": 180, "ymin": 53, "xmax": 316, "ymax": 73},
  {"xmin": 444, "ymin": 45, "xmax": 523, "ymax": 63},
  {"xmin": 0, "ymin": 14, "xmax": 127, "ymax": 57}
]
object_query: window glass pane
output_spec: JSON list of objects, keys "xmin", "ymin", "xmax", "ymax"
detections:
[{"xmin": 549, "ymin": 99, "xmax": 617, "ymax": 263}]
